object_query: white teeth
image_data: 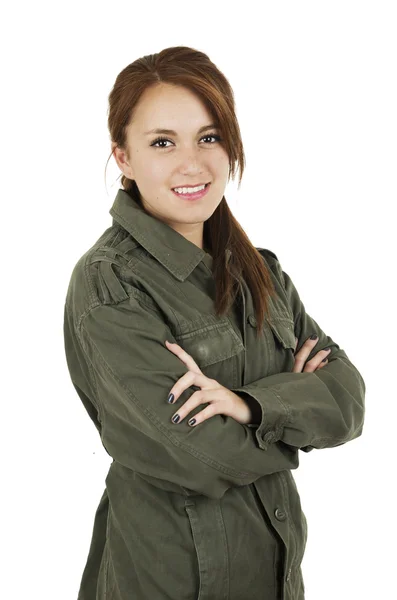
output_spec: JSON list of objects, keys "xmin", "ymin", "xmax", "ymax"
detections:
[{"xmin": 173, "ymin": 184, "xmax": 207, "ymax": 194}]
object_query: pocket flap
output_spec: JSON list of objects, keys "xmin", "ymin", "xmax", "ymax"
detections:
[{"xmin": 268, "ymin": 318, "xmax": 296, "ymax": 350}]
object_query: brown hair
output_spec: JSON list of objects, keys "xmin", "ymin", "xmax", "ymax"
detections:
[{"xmin": 105, "ymin": 46, "xmax": 277, "ymax": 339}]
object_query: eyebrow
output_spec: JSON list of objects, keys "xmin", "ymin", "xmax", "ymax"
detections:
[{"xmin": 144, "ymin": 124, "xmax": 218, "ymax": 136}]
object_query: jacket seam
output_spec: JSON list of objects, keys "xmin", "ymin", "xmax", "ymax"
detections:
[
  {"xmin": 65, "ymin": 303, "xmax": 104, "ymax": 424},
  {"xmin": 278, "ymin": 471, "xmax": 299, "ymax": 571},
  {"xmin": 217, "ymin": 505, "xmax": 230, "ymax": 599},
  {"xmin": 304, "ymin": 431, "xmax": 362, "ymax": 446},
  {"xmin": 268, "ymin": 388, "xmax": 293, "ymax": 425}
]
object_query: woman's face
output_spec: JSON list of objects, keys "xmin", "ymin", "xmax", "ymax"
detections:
[{"xmin": 113, "ymin": 83, "xmax": 230, "ymax": 250}]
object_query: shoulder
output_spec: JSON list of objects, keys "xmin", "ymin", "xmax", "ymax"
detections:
[
  {"xmin": 65, "ymin": 225, "xmax": 141, "ymax": 317},
  {"xmin": 255, "ymin": 247, "xmax": 280, "ymax": 270},
  {"xmin": 255, "ymin": 247, "xmax": 286, "ymax": 287},
  {"xmin": 256, "ymin": 247, "xmax": 279, "ymax": 261}
]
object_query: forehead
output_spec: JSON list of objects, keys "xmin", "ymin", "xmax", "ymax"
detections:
[{"xmin": 132, "ymin": 84, "xmax": 217, "ymax": 134}]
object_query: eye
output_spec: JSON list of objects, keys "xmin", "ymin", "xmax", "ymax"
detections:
[
  {"xmin": 150, "ymin": 134, "xmax": 222, "ymax": 149},
  {"xmin": 201, "ymin": 134, "xmax": 222, "ymax": 144},
  {"xmin": 150, "ymin": 136, "xmax": 172, "ymax": 148}
]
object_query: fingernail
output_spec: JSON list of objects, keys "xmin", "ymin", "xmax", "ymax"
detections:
[
  {"xmin": 324, "ymin": 347, "xmax": 331, "ymax": 352},
  {"xmin": 172, "ymin": 414, "xmax": 180, "ymax": 423},
  {"xmin": 188, "ymin": 418, "xmax": 196, "ymax": 426},
  {"xmin": 310, "ymin": 334, "xmax": 318, "ymax": 340},
  {"xmin": 321, "ymin": 357, "xmax": 327, "ymax": 362},
  {"xmin": 167, "ymin": 393, "xmax": 174, "ymax": 404}
]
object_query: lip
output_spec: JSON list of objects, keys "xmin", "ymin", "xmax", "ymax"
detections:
[
  {"xmin": 171, "ymin": 181, "xmax": 210, "ymax": 189},
  {"xmin": 171, "ymin": 182, "xmax": 211, "ymax": 201}
]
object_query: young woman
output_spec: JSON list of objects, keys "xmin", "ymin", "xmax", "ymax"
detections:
[{"xmin": 63, "ymin": 45, "xmax": 365, "ymax": 600}]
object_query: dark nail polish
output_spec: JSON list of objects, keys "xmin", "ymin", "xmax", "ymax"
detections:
[
  {"xmin": 167, "ymin": 393, "xmax": 174, "ymax": 404},
  {"xmin": 322, "ymin": 357, "xmax": 327, "ymax": 362},
  {"xmin": 188, "ymin": 418, "xmax": 196, "ymax": 426},
  {"xmin": 172, "ymin": 414, "xmax": 180, "ymax": 423},
  {"xmin": 324, "ymin": 347, "xmax": 331, "ymax": 352},
  {"xmin": 310, "ymin": 334, "xmax": 318, "ymax": 340}
]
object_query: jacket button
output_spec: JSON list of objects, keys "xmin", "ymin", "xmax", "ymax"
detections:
[
  {"xmin": 275, "ymin": 507, "xmax": 287, "ymax": 521},
  {"xmin": 247, "ymin": 314, "xmax": 257, "ymax": 327},
  {"xmin": 263, "ymin": 431, "xmax": 276, "ymax": 443}
]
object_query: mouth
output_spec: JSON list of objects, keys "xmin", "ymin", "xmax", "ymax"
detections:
[
  {"xmin": 171, "ymin": 182, "xmax": 210, "ymax": 191},
  {"xmin": 171, "ymin": 182, "xmax": 211, "ymax": 201}
]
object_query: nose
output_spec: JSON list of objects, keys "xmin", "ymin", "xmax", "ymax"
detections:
[{"xmin": 177, "ymin": 144, "xmax": 206, "ymax": 169}]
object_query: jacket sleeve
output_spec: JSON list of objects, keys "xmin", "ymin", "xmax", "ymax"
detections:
[
  {"xmin": 230, "ymin": 251, "xmax": 366, "ymax": 453},
  {"xmin": 64, "ymin": 295, "xmax": 302, "ymax": 501}
]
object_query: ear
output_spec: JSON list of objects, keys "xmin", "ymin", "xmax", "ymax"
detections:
[{"xmin": 112, "ymin": 143, "xmax": 134, "ymax": 179}]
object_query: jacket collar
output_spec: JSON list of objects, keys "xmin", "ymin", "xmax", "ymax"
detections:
[{"xmin": 109, "ymin": 188, "xmax": 214, "ymax": 282}]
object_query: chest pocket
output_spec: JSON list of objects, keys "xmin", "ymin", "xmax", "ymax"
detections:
[{"xmin": 174, "ymin": 316, "xmax": 245, "ymax": 389}]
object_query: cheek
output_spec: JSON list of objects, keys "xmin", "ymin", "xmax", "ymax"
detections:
[
  {"xmin": 213, "ymin": 152, "xmax": 231, "ymax": 183},
  {"xmin": 137, "ymin": 164, "xmax": 170, "ymax": 196},
  {"xmin": 148, "ymin": 163, "xmax": 169, "ymax": 185}
]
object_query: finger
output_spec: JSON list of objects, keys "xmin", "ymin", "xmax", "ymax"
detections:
[
  {"xmin": 302, "ymin": 349, "xmax": 331, "ymax": 373},
  {"xmin": 186, "ymin": 403, "xmax": 219, "ymax": 426},
  {"xmin": 165, "ymin": 340, "xmax": 203, "ymax": 374},
  {"xmin": 170, "ymin": 389, "xmax": 221, "ymax": 426},
  {"xmin": 315, "ymin": 359, "xmax": 328, "ymax": 370},
  {"xmin": 292, "ymin": 336, "xmax": 320, "ymax": 373},
  {"xmin": 167, "ymin": 370, "xmax": 213, "ymax": 405}
]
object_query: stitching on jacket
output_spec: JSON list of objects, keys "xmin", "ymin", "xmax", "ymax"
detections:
[
  {"xmin": 278, "ymin": 471, "xmax": 299, "ymax": 571},
  {"xmin": 269, "ymin": 388, "xmax": 293, "ymax": 425},
  {"xmin": 216, "ymin": 503, "xmax": 230, "ymax": 600},
  {"xmin": 84, "ymin": 253, "xmax": 102, "ymax": 309},
  {"xmin": 257, "ymin": 249, "xmax": 295, "ymax": 321},
  {"xmin": 104, "ymin": 501, "xmax": 112, "ymax": 598},
  {"xmin": 65, "ymin": 303, "xmax": 103, "ymax": 424},
  {"xmin": 305, "ymin": 433, "xmax": 361, "ymax": 446}
]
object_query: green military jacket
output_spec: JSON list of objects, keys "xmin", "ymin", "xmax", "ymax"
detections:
[{"xmin": 63, "ymin": 188, "xmax": 365, "ymax": 600}]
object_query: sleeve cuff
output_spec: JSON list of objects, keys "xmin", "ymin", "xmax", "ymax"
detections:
[{"xmin": 231, "ymin": 386, "xmax": 291, "ymax": 450}]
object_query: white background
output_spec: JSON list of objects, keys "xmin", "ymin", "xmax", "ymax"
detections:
[{"xmin": 2, "ymin": 1, "xmax": 395, "ymax": 598}]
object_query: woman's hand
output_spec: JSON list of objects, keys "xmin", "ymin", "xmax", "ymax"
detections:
[
  {"xmin": 293, "ymin": 335, "xmax": 331, "ymax": 373},
  {"xmin": 164, "ymin": 340, "xmax": 253, "ymax": 426}
]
